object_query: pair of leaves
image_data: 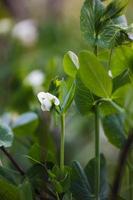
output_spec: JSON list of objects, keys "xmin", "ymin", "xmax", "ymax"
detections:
[{"xmin": 71, "ymin": 154, "xmax": 109, "ymax": 200}]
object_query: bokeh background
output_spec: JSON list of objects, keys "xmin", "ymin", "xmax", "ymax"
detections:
[{"xmin": 0, "ymin": 0, "xmax": 133, "ymax": 198}]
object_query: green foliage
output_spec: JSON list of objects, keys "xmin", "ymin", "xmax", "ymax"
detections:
[
  {"xmin": 19, "ymin": 180, "xmax": 33, "ymax": 200},
  {"xmin": 80, "ymin": 0, "xmax": 129, "ymax": 48},
  {"xmin": 102, "ymin": 114, "xmax": 126, "ymax": 148},
  {"xmin": 79, "ymin": 51, "xmax": 112, "ymax": 98},
  {"xmin": 12, "ymin": 112, "xmax": 39, "ymax": 135},
  {"xmin": 75, "ymin": 75, "xmax": 95, "ymax": 115},
  {"xmin": 0, "ymin": 179, "xmax": 20, "ymax": 200},
  {"xmin": 59, "ymin": 79, "xmax": 76, "ymax": 113},
  {"xmin": 63, "ymin": 51, "xmax": 79, "ymax": 78},
  {"xmin": 0, "ymin": 123, "xmax": 14, "ymax": 148},
  {"xmin": 71, "ymin": 155, "xmax": 109, "ymax": 200},
  {"xmin": 110, "ymin": 46, "xmax": 133, "ymax": 77}
]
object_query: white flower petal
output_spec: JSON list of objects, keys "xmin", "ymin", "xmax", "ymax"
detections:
[
  {"xmin": 37, "ymin": 92, "xmax": 60, "ymax": 112},
  {"xmin": 37, "ymin": 92, "xmax": 47, "ymax": 104}
]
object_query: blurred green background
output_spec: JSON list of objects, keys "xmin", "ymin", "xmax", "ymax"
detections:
[{"xmin": 0, "ymin": 0, "xmax": 133, "ymax": 198}]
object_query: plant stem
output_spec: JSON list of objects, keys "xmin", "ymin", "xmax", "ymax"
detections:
[
  {"xmin": 128, "ymin": 151, "xmax": 133, "ymax": 200},
  {"xmin": 0, "ymin": 146, "xmax": 25, "ymax": 176},
  {"xmin": 60, "ymin": 113, "xmax": 65, "ymax": 172},
  {"xmin": 95, "ymin": 106, "xmax": 100, "ymax": 200}
]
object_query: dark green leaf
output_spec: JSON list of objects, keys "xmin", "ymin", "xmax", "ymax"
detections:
[
  {"xmin": 71, "ymin": 161, "xmax": 92, "ymax": 200},
  {"xmin": 79, "ymin": 51, "xmax": 112, "ymax": 98},
  {"xmin": 84, "ymin": 154, "xmax": 109, "ymax": 199},
  {"xmin": 0, "ymin": 123, "xmax": 13, "ymax": 148},
  {"xmin": 71, "ymin": 155, "xmax": 109, "ymax": 200},
  {"xmin": 0, "ymin": 179, "xmax": 20, "ymax": 200},
  {"xmin": 0, "ymin": 166, "xmax": 20, "ymax": 185},
  {"xmin": 75, "ymin": 75, "xmax": 94, "ymax": 115},
  {"xmin": 102, "ymin": 114, "xmax": 126, "ymax": 148}
]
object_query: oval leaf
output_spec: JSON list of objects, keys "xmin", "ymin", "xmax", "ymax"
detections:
[
  {"xmin": 79, "ymin": 51, "xmax": 112, "ymax": 98},
  {"xmin": 102, "ymin": 114, "xmax": 126, "ymax": 148}
]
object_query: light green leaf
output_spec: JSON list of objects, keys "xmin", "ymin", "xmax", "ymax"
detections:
[
  {"xmin": 63, "ymin": 51, "xmax": 79, "ymax": 78},
  {"xmin": 112, "ymin": 84, "xmax": 130, "ymax": 106},
  {"xmin": 12, "ymin": 112, "xmax": 39, "ymax": 135},
  {"xmin": 79, "ymin": 51, "xmax": 112, "ymax": 98},
  {"xmin": 60, "ymin": 79, "xmax": 76, "ymax": 113},
  {"xmin": 111, "ymin": 46, "xmax": 133, "ymax": 77},
  {"xmin": 0, "ymin": 123, "xmax": 13, "ymax": 148},
  {"xmin": 102, "ymin": 114, "xmax": 126, "ymax": 148}
]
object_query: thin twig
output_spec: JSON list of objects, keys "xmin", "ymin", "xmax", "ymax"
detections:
[{"xmin": 0, "ymin": 146, "xmax": 25, "ymax": 176}]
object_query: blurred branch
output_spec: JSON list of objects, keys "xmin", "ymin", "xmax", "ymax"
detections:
[
  {"xmin": 110, "ymin": 130, "xmax": 133, "ymax": 200},
  {"xmin": 0, "ymin": 146, "xmax": 25, "ymax": 176}
]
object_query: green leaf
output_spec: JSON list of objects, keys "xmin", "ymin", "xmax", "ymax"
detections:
[
  {"xmin": 80, "ymin": 0, "xmax": 105, "ymax": 47},
  {"xmin": 113, "ymin": 70, "xmax": 130, "ymax": 91},
  {"xmin": 12, "ymin": 112, "xmax": 39, "ymax": 135},
  {"xmin": 0, "ymin": 123, "xmax": 13, "ymax": 148},
  {"xmin": 0, "ymin": 179, "xmax": 20, "ymax": 200},
  {"xmin": 102, "ymin": 114, "xmax": 126, "ymax": 148},
  {"xmin": 60, "ymin": 79, "xmax": 76, "ymax": 113},
  {"xmin": 79, "ymin": 51, "xmax": 112, "ymax": 98},
  {"xmin": 80, "ymin": 0, "xmax": 128, "ymax": 48},
  {"xmin": 111, "ymin": 46, "xmax": 133, "ymax": 77},
  {"xmin": 63, "ymin": 51, "xmax": 79, "ymax": 78},
  {"xmin": 0, "ymin": 166, "xmax": 20, "ymax": 185},
  {"xmin": 104, "ymin": 0, "xmax": 128, "ymax": 20},
  {"xmin": 71, "ymin": 161, "xmax": 92, "ymax": 200},
  {"xmin": 71, "ymin": 155, "xmax": 109, "ymax": 200},
  {"xmin": 112, "ymin": 84, "xmax": 130, "ymax": 106},
  {"xmin": 84, "ymin": 154, "xmax": 109, "ymax": 199},
  {"xmin": 19, "ymin": 180, "xmax": 33, "ymax": 200},
  {"xmin": 75, "ymin": 75, "xmax": 95, "ymax": 115}
]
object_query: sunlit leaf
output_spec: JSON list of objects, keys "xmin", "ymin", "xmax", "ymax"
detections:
[{"xmin": 79, "ymin": 51, "xmax": 112, "ymax": 98}]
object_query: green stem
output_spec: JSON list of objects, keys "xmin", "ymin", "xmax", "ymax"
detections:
[
  {"xmin": 128, "ymin": 152, "xmax": 133, "ymax": 200},
  {"xmin": 95, "ymin": 106, "xmax": 100, "ymax": 200},
  {"xmin": 60, "ymin": 113, "xmax": 65, "ymax": 172}
]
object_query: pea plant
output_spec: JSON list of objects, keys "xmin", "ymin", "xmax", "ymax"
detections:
[{"xmin": 0, "ymin": 0, "xmax": 133, "ymax": 200}]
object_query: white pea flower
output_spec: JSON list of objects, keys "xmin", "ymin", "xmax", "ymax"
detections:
[
  {"xmin": 37, "ymin": 92, "xmax": 60, "ymax": 111},
  {"xmin": 24, "ymin": 70, "xmax": 45, "ymax": 87},
  {"xmin": 12, "ymin": 19, "xmax": 38, "ymax": 46}
]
